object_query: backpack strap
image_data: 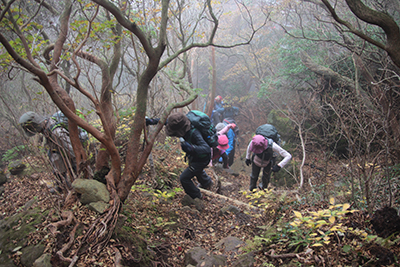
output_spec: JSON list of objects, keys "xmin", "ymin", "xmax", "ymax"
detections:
[
  {"xmin": 186, "ymin": 127, "xmax": 207, "ymax": 159},
  {"xmin": 255, "ymin": 138, "xmax": 273, "ymax": 161},
  {"xmin": 187, "ymin": 128, "xmax": 195, "ymax": 144},
  {"xmin": 49, "ymin": 122, "xmax": 62, "ymax": 132},
  {"xmin": 49, "ymin": 121, "xmax": 70, "ymax": 135}
]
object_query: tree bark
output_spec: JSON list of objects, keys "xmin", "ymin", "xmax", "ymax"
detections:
[
  {"xmin": 206, "ymin": 46, "xmax": 216, "ymax": 117},
  {"xmin": 94, "ymin": 20, "xmax": 122, "ymax": 175},
  {"xmin": 300, "ymin": 51, "xmax": 355, "ymax": 88},
  {"xmin": 320, "ymin": 0, "xmax": 400, "ymax": 68},
  {"xmin": 344, "ymin": 0, "xmax": 400, "ymax": 68}
]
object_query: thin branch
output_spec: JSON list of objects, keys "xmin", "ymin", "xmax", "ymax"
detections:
[
  {"xmin": 91, "ymin": 0, "xmax": 154, "ymax": 57},
  {"xmin": 21, "ymin": 0, "xmax": 45, "ymax": 29},
  {"xmin": 0, "ymin": 0, "xmax": 17, "ymax": 22},
  {"xmin": 4, "ymin": 10, "xmax": 41, "ymax": 68},
  {"xmin": 319, "ymin": 0, "xmax": 386, "ymax": 50},
  {"xmin": 33, "ymin": 0, "xmax": 59, "ymax": 15},
  {"xmin": 266, "ymin": 248, "xmax": 313, "ymax": 259},
  {"xmin": 71, "ymin": 5, "xmax": 99, "ymax": 81}
]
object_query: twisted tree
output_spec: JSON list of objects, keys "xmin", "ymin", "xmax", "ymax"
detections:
[{"xmin": 0, "ymin": 0, "xmax": 263, "ymax": 263}]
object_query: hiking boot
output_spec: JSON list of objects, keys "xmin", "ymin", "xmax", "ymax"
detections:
[
  {"xmin": 258, "ymin": 182, "xmax": 269, "ymax": 190},
  {"xmin": 193, "ymin": 197, "xmax": 204, "ymax": 212},
  {"xmin": 202, "ymin": 180, "xmax": 213, "ymax": 190},
  {"xmin": 181, "ymin": 194, "xmax": 197, "ymax": 206}
]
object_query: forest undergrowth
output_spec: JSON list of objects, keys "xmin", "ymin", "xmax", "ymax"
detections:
[{"xmin": 1, "ymin": 140, "xmax": 400, "ymax": 267}]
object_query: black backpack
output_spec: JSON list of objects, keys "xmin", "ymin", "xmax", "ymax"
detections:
[
  {"xmin": 255, "ymin": 124, "xmax": 281, "ymax": 145},
  {"xmin": 222, "ymin": 106, "xmax": 239, "ymax": 119},
  {"xmin": 186, "ymin": 110, "xmax": 219, "ymax": 148}
]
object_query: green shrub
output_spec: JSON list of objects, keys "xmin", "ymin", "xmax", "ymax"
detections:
[{"xmin": 2, "ymin": 145, "xmax": 28, "ymax": 162}]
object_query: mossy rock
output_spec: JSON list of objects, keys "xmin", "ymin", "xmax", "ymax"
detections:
[
  {"xmin": 20, "ymin": 244, "xmax": 46, "ymax": 267},
  {"xmin": 0, "ymin": 206, "xmax": 47, "ymax": 265},
  {"xmin": 0, "ymin": 171, "xmax": 7, "ymax": 186},
  {"xmin": 8, "ymin": 160, "xmax": 26, "ymax": 175},
  {"xmin": 20, "ymin": 161, "xmax": 49, "ymax": 177},
  {"xmin": 113, "ymin": 212, "xmax": 154, "ymax": 266}
]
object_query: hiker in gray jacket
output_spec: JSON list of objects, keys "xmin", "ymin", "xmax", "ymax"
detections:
[{"xmin": 19, "ymin": 111, "xmax": 75, "ymax": 189}]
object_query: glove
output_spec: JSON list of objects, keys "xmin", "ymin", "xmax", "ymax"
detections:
[
  {"xmin": 272, "ymin": 165, "xmax": 281, "ymax": 172},
  {"xmin": 145, "ymin": 118, "xmax": 160, "ymax": 126},
  {"xmin": 181, "ymin": 141, "xmax": 193, "ymax": 153},
  {"xmin": 245, "ymin": 159, "xmax": 252, "ymax": 166},
  {"xmin": 230, "ymin": 123, "xmax": 236, "ymax": 129}
]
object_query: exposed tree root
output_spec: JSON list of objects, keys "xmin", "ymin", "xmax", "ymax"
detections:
[
  {"xmin": 69, "ymin": 190, "xmax": 121, "ymax": 267},
  {"xmin": 45, "ymin": 210, "xmax": 79, "ymax": 265},
  {"xmin": 199, "ymin": 168, "xmax": 260, "ymax": 211},
  {"xmin": 64, "ymin": 190, "xmax": 78, "ymax": 208},
  {"xmin": 266, "ymin": 248, "xmax": 313, "ymax": 259},
  {"xmin": 55, "ymin": 222, "xmax": 80, "ymax": 263},
  {"xmin": 47, "ymin": 210, "xmax": 75, "ymax": 235},
  {"xmin": 199, "ymin": 188, "xmax": 258, "ymax": 211}
]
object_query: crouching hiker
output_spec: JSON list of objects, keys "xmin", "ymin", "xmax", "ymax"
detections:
[
  {"xmin": 19, "ymin": 111, "xmax": 77, "ymax": 191},
  {"xmin": 210, "ymin": 135, "xmax": 230, "ymax": 169},
  {"xmin": 165, "ymin": 113, "xmax": 213, "ymax": 199},
  {"xmin": 245, "ymin": 134, "xmax": 292, "ymax": 191},
  {"xmin": 215, "ymin": 122, "xmax": 237, "ymax": 167}
]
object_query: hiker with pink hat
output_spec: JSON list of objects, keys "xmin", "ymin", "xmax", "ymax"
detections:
[
  {"xmin": 209, "ymin": 123, "xmax": 236, "ymax": 169},
  {"xmin": 245, "ymin": 134, "xmax": 292, "ymax": 191},
  {"xmin": 210, "ymin": 135, "xmax": 230, "ymax": 169}
]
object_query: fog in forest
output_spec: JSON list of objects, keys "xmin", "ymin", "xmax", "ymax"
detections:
[{"xmin": 0, "ymin": 0, "xmax": 399, "ymax": 266}]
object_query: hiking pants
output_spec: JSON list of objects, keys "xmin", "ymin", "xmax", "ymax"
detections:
[
  {"xmin": 249, "ymin": 160, "xmax": 272, "ymax": 191},
  {"xmin": 48, "ymin": 150, "xmax": 74, "ymax": 188},
  {"xmin": 180, "ymin": 160, "xmax": 212, "ymax": 199},
  {"xmin": 227, "ymin": 140, "xmax": 236, "ymax": 166}
]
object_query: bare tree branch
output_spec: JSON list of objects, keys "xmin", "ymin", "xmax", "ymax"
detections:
[{"xmin": 320, "ymin": 0, "xmax": 400, "ymax": 68}]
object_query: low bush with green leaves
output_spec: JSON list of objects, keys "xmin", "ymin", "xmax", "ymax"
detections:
[
  {"xmin": 2, "ymin": 145, "xmax": 29, "ymax": 162},
  {"xmin": 248, "ymin": 197, "xmax": 389, "ymax": 256},
  {"xmin": 131, "ymin": 184, "xmax": 183, "ymax": 203},
  {"xmin": 287, "ymin": 198, "xmax": 363, "ymax": 249}
]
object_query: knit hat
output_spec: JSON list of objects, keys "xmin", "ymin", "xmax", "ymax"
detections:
[
  {"xmin": 249, "ymin": 135, "xmax": 268, "ymax": 154},
  {"xmin": 217, "ymin": 135, "xmax": 229, "ymax": 151},
  {"xmin": 19, "ymin": 111, "xmax": 46, "ymax": 137},
  {"xmin": 215, "ymin": 123, "xmax": 225, "ymax": 132},
  {"xmin": 165, "ymin": 113, "xmax": 191, "ymax": 137},
  {"xmin": 215, "ymin": 95, "xmax": 223, "ymax": 103}
]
